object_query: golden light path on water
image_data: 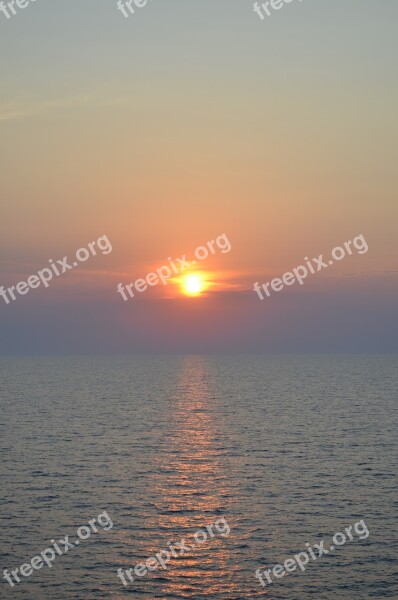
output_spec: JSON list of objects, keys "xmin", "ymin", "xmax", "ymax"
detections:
[
  {"xmin": 144, "ymin": 357, "xmax": 266, "ymax": 598},
  {"xmin": 105, "ymin": 356, "xmax": 268, "ymax": 599}
]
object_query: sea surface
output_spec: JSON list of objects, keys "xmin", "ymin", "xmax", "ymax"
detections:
[{"xmin": 0, "ymin": 355, "xmax": 397, "ymax": 599}]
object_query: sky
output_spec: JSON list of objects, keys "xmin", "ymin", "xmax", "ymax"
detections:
[{"xmin": 0, "ymin": 0, "xmax": 397, "ymax": 354}]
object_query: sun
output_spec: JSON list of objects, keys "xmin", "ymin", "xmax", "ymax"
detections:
[{"xmin": 182, "ymin": 274, "xmax": 206, "ymax": 296}]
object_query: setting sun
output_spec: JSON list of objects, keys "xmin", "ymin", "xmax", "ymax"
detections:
[{"xmin": 182, "ymin": 274, "xmax": 206, "ymax": 296}]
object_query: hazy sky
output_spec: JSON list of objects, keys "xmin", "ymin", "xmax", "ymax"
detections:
[{"xmin": 0, "ymin": 0, "xmax": 397, "ymax": 354}]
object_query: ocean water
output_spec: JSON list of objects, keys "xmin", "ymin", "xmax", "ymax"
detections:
[{"xmin": 0, "ymin": 355, "xmax": 397, "ymax": 599}]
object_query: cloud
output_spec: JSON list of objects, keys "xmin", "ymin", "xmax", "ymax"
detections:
[{"xmin": 0, "ymin": 95, "xmax": 91, "ymax": 123}]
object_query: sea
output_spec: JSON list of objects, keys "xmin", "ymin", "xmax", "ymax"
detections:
[{"xmin": 0, "ymin": 355, "xmax": 397, "ymax": 599}]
